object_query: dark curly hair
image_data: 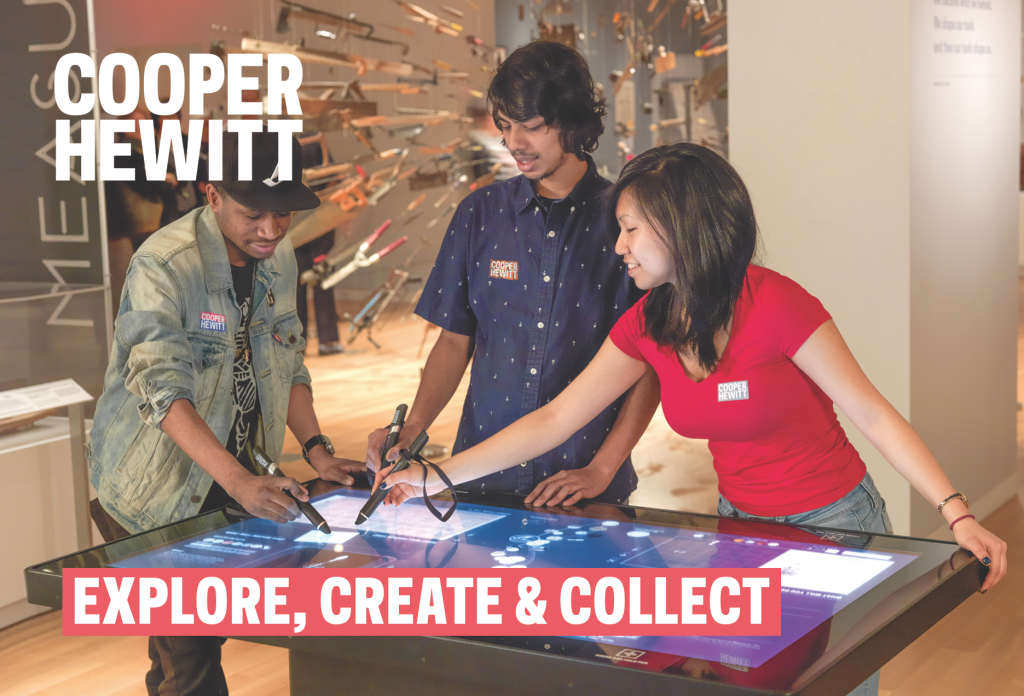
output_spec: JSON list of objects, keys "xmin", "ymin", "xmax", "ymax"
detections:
[
  {"xmin": 608, "ymin": 143, "xmax": 760, "ymax": 372},
  {"xmin": 487, "ymin": 41, "xmax": 606, "ymax": 160}
]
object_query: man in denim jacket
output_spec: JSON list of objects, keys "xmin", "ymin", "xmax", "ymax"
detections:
[{"xmin": 88, "ymin": 129, "xmax": 363, "ymax": 695}]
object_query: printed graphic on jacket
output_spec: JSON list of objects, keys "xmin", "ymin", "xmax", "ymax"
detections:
[{"xmin": 227, "ymin": 294, "xmax": 260, "ymax": 466}]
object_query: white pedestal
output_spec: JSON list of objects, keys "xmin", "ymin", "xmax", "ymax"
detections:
[{"xmin": 0, "ymin": 416, "xmax": 94, "ymax": 629}]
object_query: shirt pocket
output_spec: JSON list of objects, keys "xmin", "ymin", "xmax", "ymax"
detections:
[{"xmin": 186, "ymin": 331, "xmax": 231, "ymax": 413}]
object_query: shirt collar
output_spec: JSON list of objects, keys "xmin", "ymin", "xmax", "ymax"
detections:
[
  {"xmin": 195, "ymin": 205, "xmax": 280, "ymax": 295},
  {"xmin": 513, "ymin": 154, "xmax": 602, "ymax": 215}
]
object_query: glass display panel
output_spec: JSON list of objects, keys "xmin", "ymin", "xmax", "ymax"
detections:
[{"xmin": 104, "ymin": 488, "xmax": 918, "ymax": 669}]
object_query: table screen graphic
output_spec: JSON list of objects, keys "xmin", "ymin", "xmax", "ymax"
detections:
[
  {"xmin": 114, "ymin": 488, "xmax": 919, "ymax": 668},
  {"xmin": 310, "ymin": 494, "xmax": 505, "ymax": 541}
]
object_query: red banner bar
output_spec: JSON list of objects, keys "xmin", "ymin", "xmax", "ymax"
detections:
[{"xmin": 63, "ymin": 568, "xmax": 781, "ymax": 637}]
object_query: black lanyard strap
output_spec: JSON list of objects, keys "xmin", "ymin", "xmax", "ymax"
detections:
[{"xmin": 403, "ymin": 450, "xmax": 459, "ymax": 522}]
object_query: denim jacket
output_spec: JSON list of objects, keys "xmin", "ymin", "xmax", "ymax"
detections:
[{"xmin": 88, "ymin": 206, "xmax": 310, "ymax": 534}]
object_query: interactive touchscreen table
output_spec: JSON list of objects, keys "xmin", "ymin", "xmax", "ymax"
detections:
[{"xmin": 26, "ymin": 483, "xmax": 985, "ymax": 696}]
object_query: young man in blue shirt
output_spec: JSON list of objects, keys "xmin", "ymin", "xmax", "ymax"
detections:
[{"xmin": 367, "ymin": 41, "xmax": 660, "ymax": 506}]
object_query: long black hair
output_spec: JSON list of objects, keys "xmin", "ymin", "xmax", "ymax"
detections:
[
  {"xmin": 609, "ymin": 143, "xmax": 759, "ymax": 372},
  {"xmin": 487, "ymin": 41, "xmax": 606, "ymax": 160}
]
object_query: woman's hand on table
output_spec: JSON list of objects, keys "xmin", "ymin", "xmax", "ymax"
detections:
[{"xmin": 951, "ymin": 518, "xmax": 1007, "ymax": 592}]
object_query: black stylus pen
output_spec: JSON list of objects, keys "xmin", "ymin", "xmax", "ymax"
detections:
[
  {"xmin": 381, "ymin": 404, "xmax": 408, "ymax": 461},
  {"xmin": 252, "ymin": 445, "xmax": 331, "ymax": 534},
  {"xmin": 369, "ymin": 404, "xmax": 407, "ymax": 486},
  {"xmin": 355, "ymin": 429, "xmax": 429, "ymax": 526}
]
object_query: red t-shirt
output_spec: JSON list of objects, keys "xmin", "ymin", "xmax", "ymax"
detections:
[{"xmin": 609, "ymin": 265, "xmax": 866, "ymax": 516}]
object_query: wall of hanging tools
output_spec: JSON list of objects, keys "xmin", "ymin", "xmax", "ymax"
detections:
[
  {"xmin": 87, "ymin": 1, "xmax": 724, "ymax": 349},
  {"xmin": 92, "ymin": 0, "xmax": 498, "ymax": 347},
  {"xmin": 494, "ymin": 0, "xmax": 727, "ymax": 178}
]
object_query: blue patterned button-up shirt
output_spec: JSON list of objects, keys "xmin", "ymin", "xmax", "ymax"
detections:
[{"xmin": 415, "ymin": 156, "xmax": 643, "ymax": 503}]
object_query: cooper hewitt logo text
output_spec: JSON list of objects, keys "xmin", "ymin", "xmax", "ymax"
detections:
[
  {"xmin": 489, "ymin": 260, "xmax": 519, "ymax": 280},
  {"xmin": 50, "ymin": 53, "xmax": 304, "ymax": 183},
  {"xmin": 718, "ymin": 381, "xmax": 749, "ymax": 402}
]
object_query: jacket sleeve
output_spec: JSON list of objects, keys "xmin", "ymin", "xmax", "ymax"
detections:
[
  {"xmin": 278, "ymin": 237, "xmax": 312, "ymax": 396},
  {"xmin": 114, "ymin": 253, "xmax": 196, "ymax": 429},
  {"xmin": 291, "ymin": 339, "xmax": 312, "ymax": 394}
]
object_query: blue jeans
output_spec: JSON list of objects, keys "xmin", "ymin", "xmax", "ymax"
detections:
[
  {"xmin": 717, "ymin": 472, "xmax": 893, "ymax": 696},
  {"xmin": 717, "ymin": 471, "xmax": 894, "ymax": 536}
]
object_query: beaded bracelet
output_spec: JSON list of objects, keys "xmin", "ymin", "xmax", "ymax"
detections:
[{"xmin": 949, "ymin": 514, "xmax": 976, "ymax": 531}]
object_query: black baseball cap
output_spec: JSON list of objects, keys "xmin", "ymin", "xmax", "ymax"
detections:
[{"xmin": 219, "ymin": 129, "xmax": 320, "ymax": 212}]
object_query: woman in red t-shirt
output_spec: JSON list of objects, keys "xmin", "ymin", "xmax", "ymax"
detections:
[{"xmin": 377, "ymin": 142, "xmax": 1006, "ymax": 592}]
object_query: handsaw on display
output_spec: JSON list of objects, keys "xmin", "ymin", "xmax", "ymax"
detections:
[
  {"xmin": 276, "ymin": 0, "xmax": 411, "ymax": 54},
  {"xmin": 303, "ymin": 148, "xmax": 404, "ymax": 186},
  {"xmin": 293, "ymin": 107, "xmax": 464, "ymax": 137},
  {"xmin": 241, "ymin": 37, "xmax": 413, "ymax": 77},
  {"xmin": 300, "ymin": 80, "xmax": 427, "ymax": 98},
  {"xmin": 354, "ymin": 82, "xmax": 428, "ymax": 95},
  {"xmin": 298, "ymin": 97, "xmax": 378, "ymax": 118},
  {"xmin": 394, "ymin": 0, "xmax": 463, "ymax": 36},
  {"xmin": 350, "ymin": 111, "xmax": 461, "ymax": 129}
]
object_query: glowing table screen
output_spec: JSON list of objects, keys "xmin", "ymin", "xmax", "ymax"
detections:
[{"xmin": 111, "ymin": 488, "xmax": 919, "ymax": 669}]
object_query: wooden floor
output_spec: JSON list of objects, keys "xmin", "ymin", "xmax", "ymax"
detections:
[
  {"xmin": 2, "ymin": 296, "xmax": 1022, "ymax": 695},
  {"xmin": 276, "ymin": 308, "xmax": 719, "ymax": 516}
]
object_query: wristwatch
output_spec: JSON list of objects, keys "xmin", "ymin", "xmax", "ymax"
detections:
[
  {"xmin": 936, "ymin": 491, "xmax": 969, "ymax": 513},
  {"xmin": 301, "ymin": 434, "xmax": 335, "ymax": 464}
]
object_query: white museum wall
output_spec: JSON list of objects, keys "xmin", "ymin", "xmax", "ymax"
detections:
[
  {"xmin": 908, "ymin": 0, "xmax": 1020, "ymax": 535},
  {"xmin": 730, "ymin": 0, "xmax": 1019, "ymax": 537}
]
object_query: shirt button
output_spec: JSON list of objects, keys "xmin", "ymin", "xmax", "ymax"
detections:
[
  {"xmin": 537, "ymin": 321, "xmax": 544, "ymax": 328},
  {"xmin": 190, "ymin": 495, "xmax": 201, "ymax": 504},
  {"xmin": 548, "ymin": 231, "xmax": 556, "ymax": 238},
  {"xmin": 530, "ymin": 368, "xmax": 537, "ymax": 375},
  {"xmin": 520, "ymin": 462, "xmax": 528, "ymax": 467},
  {"xmin": 543, "ymin": 275, "xmax": 551, "ymax": 282}
]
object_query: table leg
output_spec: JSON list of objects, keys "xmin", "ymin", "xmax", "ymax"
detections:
[{"xmin": 67, "ymin": 402, "xmax": 91, "ymax": 549}]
